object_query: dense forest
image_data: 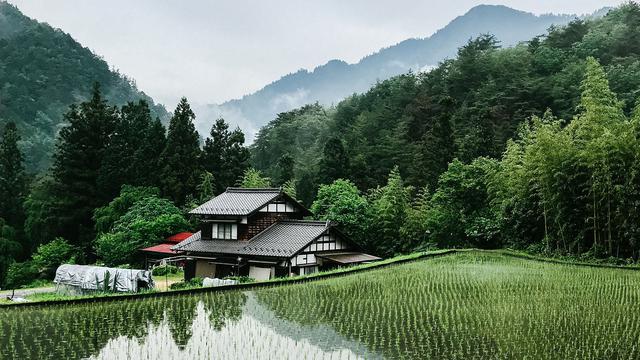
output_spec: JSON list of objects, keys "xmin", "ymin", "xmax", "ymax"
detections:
[
  {"xmin": 0, "ymin": 86, "xmax": 250, "ymax": 287},
  {"xmin": 2, "ymin": 3, "xmax": 640, "ymax": 289},
  {"xmin": 0, "ymin": 3, "xmax": 168, "ymax": 172},
  {"xmin": 252, "ymin": 3, "xmax": 640, "ymax": 259}
]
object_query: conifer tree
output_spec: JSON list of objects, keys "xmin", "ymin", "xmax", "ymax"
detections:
[
  {"xmin": 52, "ymin": 83, "xmax": 118, "ymax": 250},
  {"xmin": 201, "ymin": 118, "xmax": 249, "ymax": 193},
  {"xmin": 318, "ymin": 137, "xmax": 349, "ymax": 185},
  {"xmin": 160, "ymin": 97, "xmax": 202, "ymax": 205},
  {"xmin": 0, "ymin": 122, "xmax": 26, "ymax": 230}
]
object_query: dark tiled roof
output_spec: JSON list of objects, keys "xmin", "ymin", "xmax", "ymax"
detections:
[
  {"xmin": 190, "ymin": 188, "xmax": 281, "ymax": 216},
  {"xmin": 172, "ymin": 220, "xmax": 331, "ymax": 258}
]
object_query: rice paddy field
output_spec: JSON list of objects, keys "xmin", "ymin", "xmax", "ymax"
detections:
[{"xmin": 1, "ymin": 251, "xmax": 640, "ymax": 359}]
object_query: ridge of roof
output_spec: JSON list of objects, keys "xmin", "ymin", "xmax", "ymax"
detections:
[
  {"xmin": 225, "ymin": 187, "xmax": 282, "ymax": 193},
  {"xmin": 277, "ymin": 219, "xmax": 333, "ymax": 226}
]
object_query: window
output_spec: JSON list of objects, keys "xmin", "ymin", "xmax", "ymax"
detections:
[
  {"xmin": 214, "ymin": 223, "xmax": 237, "ymax": 240},
  {"xmin": 301, "ymin": 266, "xmax": 318, "ymax": 275}
]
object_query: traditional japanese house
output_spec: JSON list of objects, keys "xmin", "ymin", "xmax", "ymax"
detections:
[{"xmin": 172, "ymin": 188, "xmax": 380, "ymax": 281}]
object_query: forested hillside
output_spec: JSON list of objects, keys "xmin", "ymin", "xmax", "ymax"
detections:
[
  {"xmin": 0, "ymin": 2, "xmax": 168, "ymax": 172},
  {"xmin": 203, "ymin": 5, "xmax": 592, "ymax": 140},
  {"xmin": 252, "ymin": 3, "xmax": 640, "ymax": 259}
]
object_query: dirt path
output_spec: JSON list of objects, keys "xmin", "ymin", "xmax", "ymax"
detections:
[{"xmin": 0, "ymin": 286, "xmax": 56, "ymax": 299}]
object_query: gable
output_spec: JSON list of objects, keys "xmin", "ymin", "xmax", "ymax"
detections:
[
  {"xmin": 300, "ymin": 229, "xmax": 351, "ymax": 253},
  {"xmin": 258, "ymin": 197, "xmax": 302, "ymax": 214}
]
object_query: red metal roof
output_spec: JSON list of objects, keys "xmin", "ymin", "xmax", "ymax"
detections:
[
  {"xmin": 166, "ymin": 232, "xmax": 193, "ymax": 243},
  {"xmin": 140, "ymin": 243, "xmax": 179, "ymax": 255}
]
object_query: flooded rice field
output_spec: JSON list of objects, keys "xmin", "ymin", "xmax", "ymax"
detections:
[{"xmin": 2, "ymin": 252, "xmax": 640, "ymax": 359}]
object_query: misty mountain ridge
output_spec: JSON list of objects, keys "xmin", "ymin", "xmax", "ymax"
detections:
[
  {"xmin": 198, "ymin": 4, "xmax": 608, "ymax": 141},
  {"xmin": 0, "ymin": 2, "xmax": 169, "ymax": 172}
]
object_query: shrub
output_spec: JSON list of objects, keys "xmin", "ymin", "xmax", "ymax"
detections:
[
  {"xmin": 5, "ymin": 261, "xmax": 39, "ymax": 289},
  {"xmin": 152, "ymin": 264, "xmax": 180, "ymax": 276},
  {"xmin": 223, "ymin": 275, "xmax": 255, "ymax": 284},
  {"xmin": 169, "ymin": 276, "xmax": 203, "ymax": 290},
  {"xmin": 31, "ymin": 238, "xmax": 77, "ymax": 279},
  {"xmin": 94, "ymin": 195, "xmax": 190, "ymax": 266}
]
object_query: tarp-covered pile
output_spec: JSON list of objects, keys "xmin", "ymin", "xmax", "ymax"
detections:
[{"xmin": 54, "ymin": 264, "xmax": 154, "ymax": 295}]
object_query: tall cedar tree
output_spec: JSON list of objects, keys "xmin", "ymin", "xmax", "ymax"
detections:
[
  {"xmin": 0, "ymin": 122, "xmax": 26, "ymax": 231},
  {"xmin": 318, "ymin": 137, "xmax": 349, "ymax": 185},
  {"xmin": 98, "ymin": 100, "xmax": 166, "ymax": 198},
  {"xmin": 160, "ymin": 98, "xmax": 202, "ymax": 205},
  {"xmin": 52, "ymin": 83, "xmax": 118, "ymax": 251},
  {"xmin": 201, "ymin": 118, "xmax": 249, "ymax": 193},
  {"xmin": 274, "ymin": 154, "xmax": 294, "ymax": 185}
]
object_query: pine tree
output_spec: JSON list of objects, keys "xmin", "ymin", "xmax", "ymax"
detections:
[
  {"xmin": 52, "ymin": 83, "xmax": 118, "ymax": 250},
  {"xmin": 160, "ymin": 97, "xmax": 202, "ymax": 205},
  {"xmin": 274, "ymin": 154, "xmax": 294, "ymax": 185},
  {"xmin": 98, "ymin": 100, "xmax": 165, "ymax": 197},
  {"xmin": 0, "ymin": 122, "xmax": 26, "ymax": 230},
  {"xmin": 318, "ymin": 137, "xmax": 349, "ymax": 185},
  {"xmin": 136, "ymin": 118, "xmax": 167, "ymax": 187},
  {"xmin": 201, "ymin": 118, "xmax": 249, "ymax": 193}
]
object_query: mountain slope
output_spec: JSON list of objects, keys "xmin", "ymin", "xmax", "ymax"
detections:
[
  {"xmin": 0, "ymin": 2, "xmax": 169, "ymax": 172},
  {"xmin": 201, "ymin": 5, "xmax": 595, "ymax": 140}
]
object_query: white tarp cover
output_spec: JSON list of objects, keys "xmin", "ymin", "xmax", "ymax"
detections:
[
  {"xmin": 202, "ymin": 277, "xmax": 237, "ymax": 287},
  {"xmin": 54, "ymin": 264, "xmax": 154, "ymax": 293}
]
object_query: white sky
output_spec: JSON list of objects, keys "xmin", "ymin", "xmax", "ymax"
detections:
[{"xmin": 7, "ymin": 0, "xmax": 627, "ymax": 108}]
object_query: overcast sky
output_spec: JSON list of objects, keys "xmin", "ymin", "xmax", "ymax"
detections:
[{"xmin": 8, "ymin": 0, "xmax": 627, "ymax": 108}]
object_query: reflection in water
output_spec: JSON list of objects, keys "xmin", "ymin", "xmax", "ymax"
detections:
[
  {"xmin": 0, "ymin": 289, "xmax": 377, "ymax": 359},
  {"xmin": 90, "ymin": 297, "xmax": 369, "ymax": 360}
]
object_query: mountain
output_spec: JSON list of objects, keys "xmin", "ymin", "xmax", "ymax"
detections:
[
  {"xmin": 199, "ymin": 5, "xmax": 600, "ymax": 140},
  {"xmin": 0, "ymin": 2, "xmax": 169, "ymax": 172}
]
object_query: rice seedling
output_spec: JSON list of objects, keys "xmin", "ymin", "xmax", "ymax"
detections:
[{"xmin": 1, "ymin": 251, "xmax": 639, "ymax": 359}]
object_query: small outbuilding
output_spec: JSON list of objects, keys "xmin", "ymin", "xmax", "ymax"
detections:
[
  {"xmin": 139, "ymin": 232, "xmax": 193, "ymax": 268},
  {"xmin": 54, "ymin": 264, "xmax": 154, "ymax": 295}
]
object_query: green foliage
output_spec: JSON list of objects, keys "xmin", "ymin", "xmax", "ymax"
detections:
[
  {"xmin": 239, "ymin": 168, "xmax": 271, "ymax": 188},
  {"xmin": 281, "ymin": 179, "xmax": 297, "ymax": 200},
  {"xmin": 201, "ymin": 118, "xmax": 250, "ymax": 193},
  {"xmin": 368, "ymin": 166, "xmax": 412, "ymax": 256},
  {"xmin": 93, "ymin": 185, "xmax": 160, "ymax": 234},
  {"xmin": 311, "ymin": 179, "xmax": 370, "ymax": 249},
  {"xmin": 427, "ymin": 158, "xmax": 500, "ymax": 249},
  {"xmin": 0, "ymin": 219, "xmax": 20, "ymax": 286},
  {"xmin": 97, "ymin": 100, "xmax": 166, "ymax": 198},
  {"xmin": 169, "ymin": 276, "xmax": 204, "ymax": 290},
  {"xmin": 490, "ymin": 57, "xmax": 640, "ymax": 258},
  {"xmin": 251, "ymin": 4, "xmax": 640, "ymax": 199},
  {"xmin": 223, "ymin": 275, "xmax": 255, "ymax": 284},
  {"xmin": 152, "ymin": 264, "xmax": 180, "ymax": 277},
  {"xmin": 0, "ymin": 122, "xmax": 26, "ymax": 234},
  {"xmin": 196, "ymin": 171, "xmax": 215, "ymax": 203},
  {"xmin": 0, "ymin": 3, "xmax": 168, "ymax": 172},
  {"xmin": 4, "ymin": 261, "xmax": 37, "ymax": 289},
  {"xmin": 160, "ymin": 98, "xmax": 202, "ymax": 206},
  {"xmin": 51, "ymin": 83, "xmax": 119, "ymax": 252},
  {"xmin": 31, "ymin": 238, "xmax": 76, "ymax": 279},
  {"xmin": 94, "ymin": 195, "xmax": 189, "ymax": 266},
  {"xmin": 317, "ymin": 137, "xmax": 350, "ymax": 186}
]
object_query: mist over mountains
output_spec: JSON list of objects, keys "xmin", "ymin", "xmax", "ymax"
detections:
[
  {"xmin": 0, "ymin": 2, "xmax": 168, "ymax": 172},
  {"xmin": 197, "ymin": 5, "xmax": 604, "ymax": 141}
]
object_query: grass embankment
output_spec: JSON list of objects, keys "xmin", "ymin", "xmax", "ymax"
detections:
[{"xmin": 0, "ymin": 250, "xmax": 450, "ymax": 306}]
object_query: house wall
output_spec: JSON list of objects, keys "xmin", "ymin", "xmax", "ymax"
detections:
[{"xmin": 195, "ymin": 260, "xmax": 216, "ymax": 278}]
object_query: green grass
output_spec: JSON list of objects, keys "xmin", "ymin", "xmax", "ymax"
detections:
[{"xmin": 255, "ymin": 251, "xmax": 640, "ymax": 359}]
